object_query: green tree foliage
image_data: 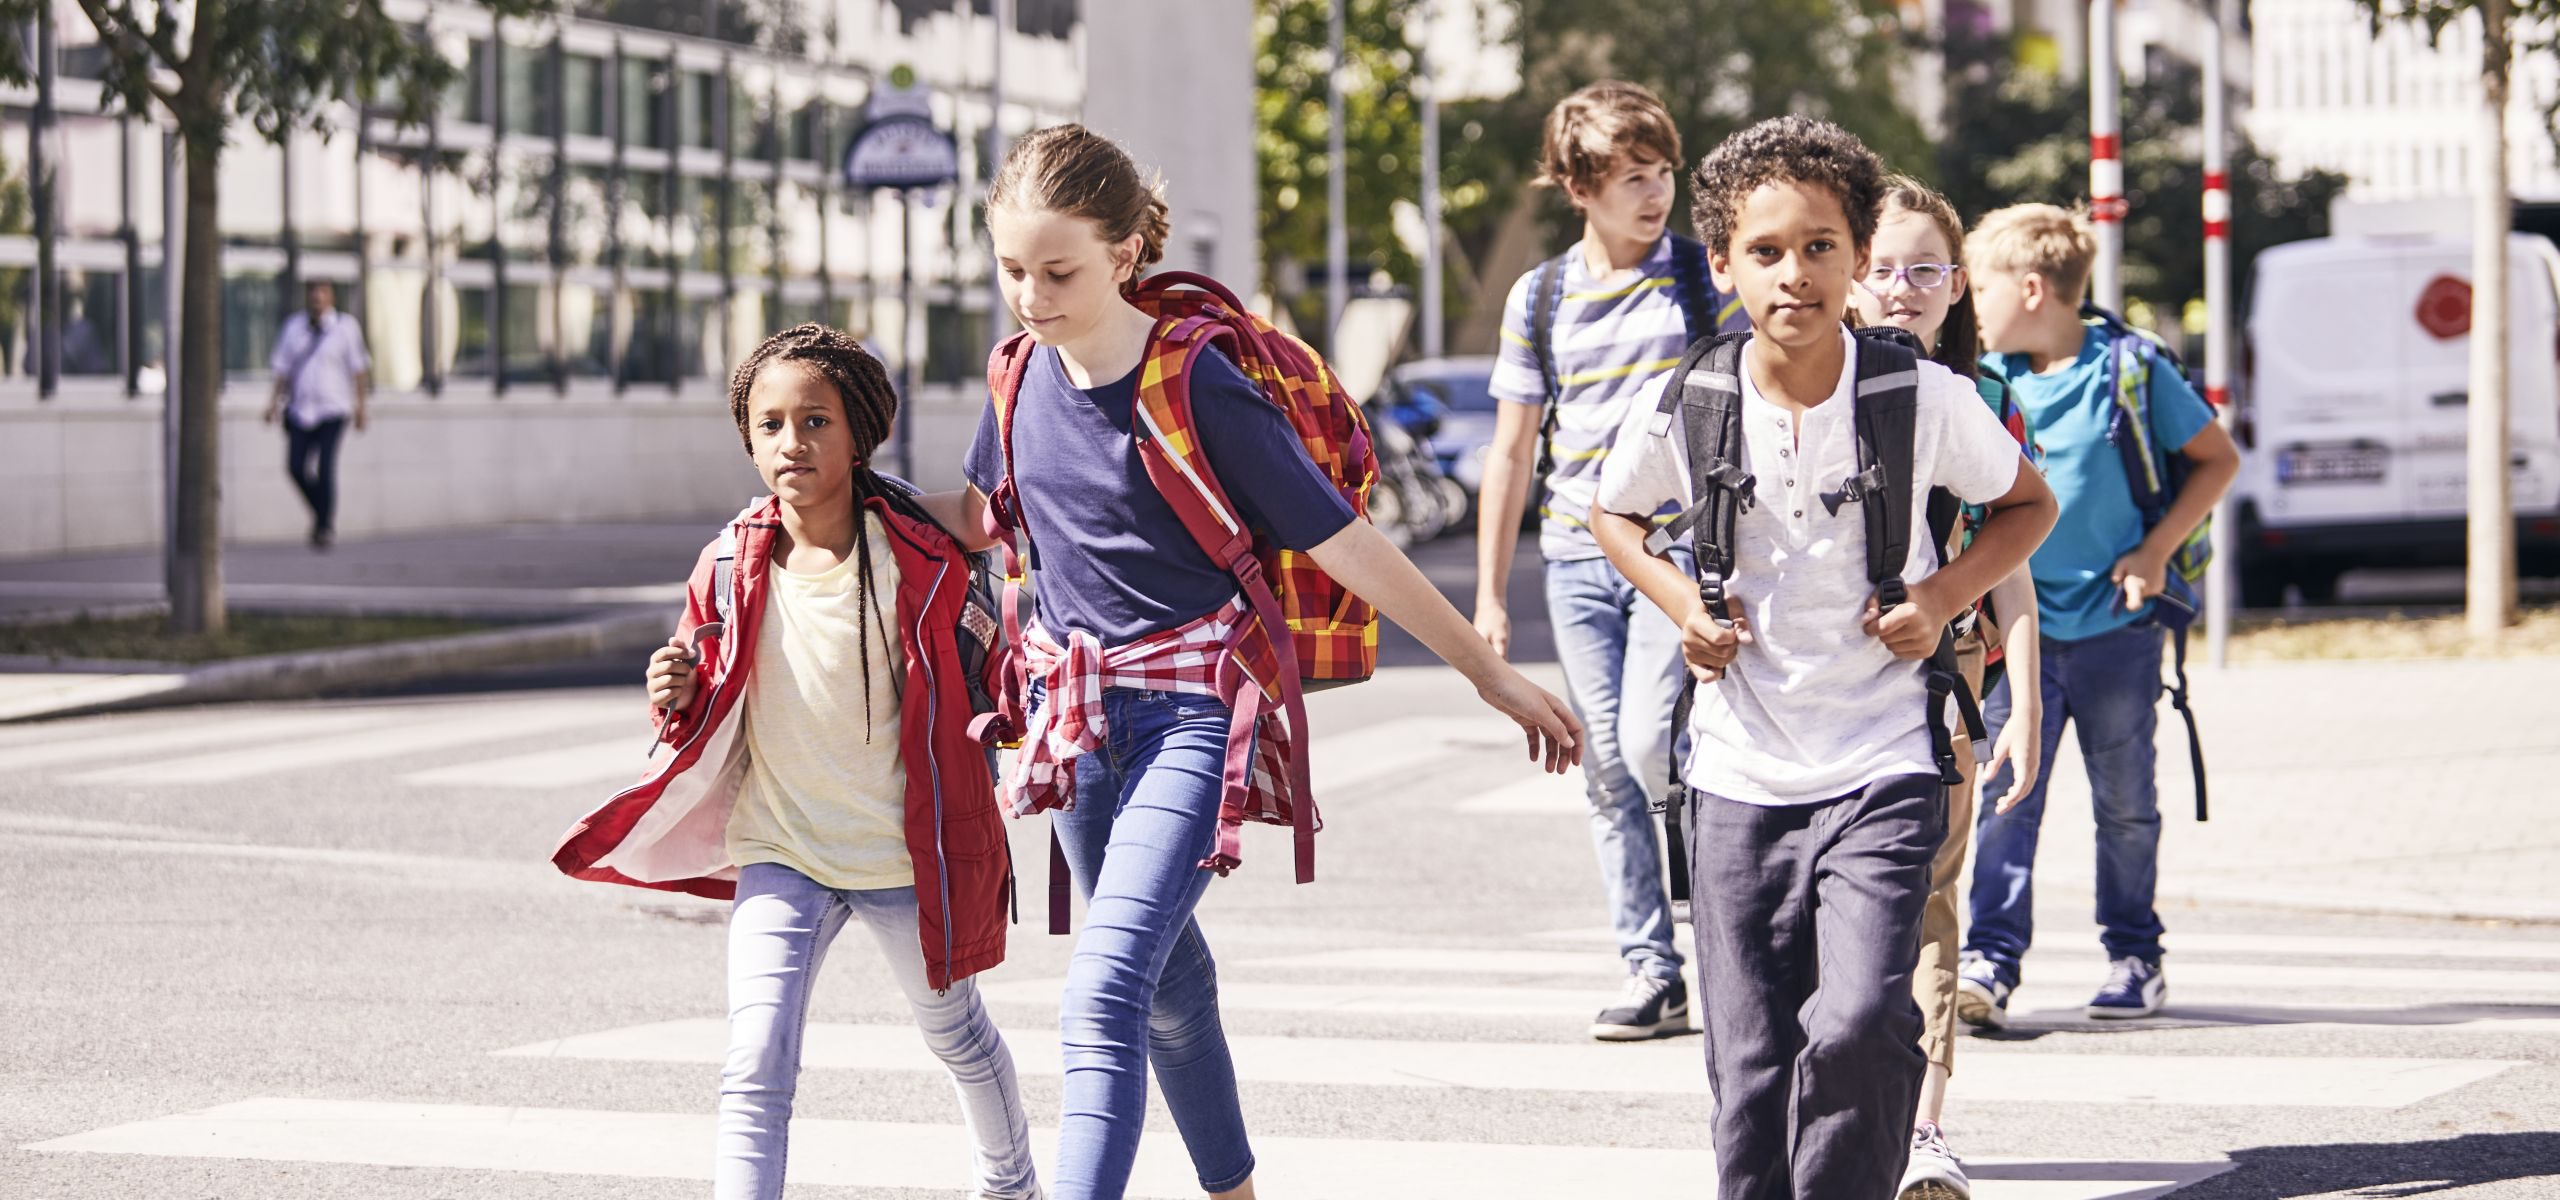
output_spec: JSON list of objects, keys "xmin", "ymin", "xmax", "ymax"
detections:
[
  {"xmin": 1930, "ymin": 32, "xmax": 2348, "ymax": 326},
  {"xmin": 1255, "ymin": 0, "xmax": 1424, "ymax": 331}
]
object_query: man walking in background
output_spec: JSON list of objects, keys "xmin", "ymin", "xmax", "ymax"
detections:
[{"xmin": 265, "ymin": 279, "xmax": 371, "ymax": 550}]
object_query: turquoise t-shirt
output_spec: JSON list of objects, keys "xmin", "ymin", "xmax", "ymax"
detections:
[{"xmin": 1990, "ymin": 326, "xmax": 2215, "ymax": 643}]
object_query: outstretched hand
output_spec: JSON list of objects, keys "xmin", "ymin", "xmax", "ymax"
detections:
[
  {"xmin": 1476, "ymin": 668, "xmax": 1583, "ymax": 774},
  {"xmin": 1983, "ymin": 696, "xmax": 2045, "ymax": 814}
]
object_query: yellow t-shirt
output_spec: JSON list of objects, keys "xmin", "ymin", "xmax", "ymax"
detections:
[{"xmin": 726, "ymin": 514, "xmax": 916, "ymax": 890}]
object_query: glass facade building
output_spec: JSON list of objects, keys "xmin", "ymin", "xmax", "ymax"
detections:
[{"xmin": 0, "ymin": 0, "xmax": 1088, "ymax": 403}]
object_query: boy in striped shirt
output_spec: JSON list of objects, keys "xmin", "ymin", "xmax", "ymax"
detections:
[{"xmin": 1475, "ymin": 80, "xmax": 1739, "ymax": 1041}]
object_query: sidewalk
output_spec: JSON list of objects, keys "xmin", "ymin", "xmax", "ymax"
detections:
[{"xmin": 0, "ymin": 523, "xmax": 713, "ymax": 720}]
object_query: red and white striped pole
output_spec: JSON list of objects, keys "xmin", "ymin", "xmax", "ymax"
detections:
[
  {"xmin": 2203, "ymin": 0, "xmax": 2236, "ymax": 659},
  {"xmin": 2089, "ymin": 0, "xmax": 2124, "ymax": 313}
]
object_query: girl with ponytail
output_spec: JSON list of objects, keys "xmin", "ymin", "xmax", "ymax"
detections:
[
  {"xmin": 553, "ymin": 325, "xmax": 1041, "ymax": 1200},
  {"xmin": 925, "ymin": 125, "xmax": 1583, "ymax": 1200}
]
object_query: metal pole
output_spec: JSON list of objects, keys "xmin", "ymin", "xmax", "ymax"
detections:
[
  {"xmin": 2203, "ymin": 0, "xmax": 2234, "ymax": 661},
  {"xmin": 2469, "ymin": 0, "xmax": 2517, "ymax": 643},
  {"xmin": 1417, "ymin": 0, "xmax": 1442, "ymax": 360},
  {"xmin": 34, "ymin": 1, "xmax": 57, "ymax": 397},
  {"xmin": 988, "ymin": 0, "xmax": 1012, "ymax": 340},
  {"xmin": 162, "ymin": 125, "xmax": 182, "ymax": 609},
  {"xmin": 1325, "ymin": 0, "xmax": 1348, "ymax": 352},
  {"xmin": 2087, "ymin": 0, "xmax": 2123, "ymax": 313},
  {"xmin": 898, "ymin": 189, "xmax": 919, "ymax": 478}
]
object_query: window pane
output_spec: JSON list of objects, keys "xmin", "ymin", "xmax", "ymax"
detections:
[
  {"xmin": 364, "ymin": 267, "xmax": 427, "ymax": 392},
  {"xmin": 621, "ymin": 58, "xmax": 666, "ymax": 148},
  {"xmin": 502, "ymin": 43, "xmax": 548, "ymax": 137},
  {"xmin": 622, "ymin": 169, "xmax": 669, "ymax": 269},
  {"xmin": 222, "ymin": 274, "xmax": 289, "ymax": 373},
  {"xmin": 622, "ymin": 287, "xmax": 677, "ymax": 385},
  {"xmin": 499, "ymin": 153, "xmax": 555, "ymax": 264},
  {"xmin": 561, "ymin": 282, "xmax": 610, "ymax": 378},
  {"xmin": 565, "ymin": 53, "xmax": 606, "ymax": 138},
  {"xmin": 682, "ymin": 71, "xmax": 722, "ymax": 150},
  {"xmin": 502, "ymin": 283, "xmax": 549, "ymax": 383},
  {"xmin": 674, "ymin": 176, "xmax": 718, "ymax": 271},
  {"xmin": 450, "ymin": 284, "xmax": 493, "ymax": 378},
  {"xmin": 732, "ymin": 179, "xmax": 772, "ymax": 276},
  {"xmin": 924, "ymin": 302, "xmax": 985, "ymax": 385},
  {"xmin": 60, "ymin": 268, "xmax": 121, "ymax": 377},
  {"xmin": 565, "ymin": 166, "xmax": 611, "ymax": 268}
]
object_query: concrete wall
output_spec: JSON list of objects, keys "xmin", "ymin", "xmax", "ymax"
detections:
[{"xmin": 1082, "ymin": 0, "xmax": 1261, "ymax": 301}]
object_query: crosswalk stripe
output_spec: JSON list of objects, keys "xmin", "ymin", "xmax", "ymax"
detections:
[
  {"xmin": 26, "ymin": 1097, "xmax": 2231, "ymax": 1199},
  {"xmin": 1241, "ymin": 948, "xmax": 2560, "ymax": 999},
  {"xmin": 400, "ymin": 736, "xmax": 650, "ymax": 790},
  {"xmin": 64, "ymin": 706, "xmax": 630, "ymax": 785},
  {"xmin": 1528, "ymin": 925, "xmax": 2560, "ymax": 964},
  {"xmin": 492, "ymin": 1018, "xmax": 2518, "ymax": 1109},
  {"xmin": 0, "ymin": 711, "xmax": 404, "ymax": 773},
  {"xmin": 1452, "ymin": 771, "xmax": 1586, "ymax": 813}
]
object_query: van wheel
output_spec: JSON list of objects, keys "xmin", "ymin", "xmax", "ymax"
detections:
[
  {"xmin": 2240, "ymin": 559, "xmax": 2288, "ymax": 609},
  {"xmin": 2295, "ymin": 564, "xmax": 2343, "ymax": 605}
]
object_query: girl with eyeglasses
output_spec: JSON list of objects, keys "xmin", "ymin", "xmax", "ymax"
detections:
[{"xmin": 1849, "ymin": 175, "xmax": 2047, "ymax": 1200}]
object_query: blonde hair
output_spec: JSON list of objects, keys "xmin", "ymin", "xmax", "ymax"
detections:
[
  {"xmin": 1536, "ymin": 81, "xmax": 1684, "ymax": 200},
  {"xmin": 989, "ymin": 124, "xmax": 1171, "ymax": 281},
  {"xmin": 1965, "ymin": 203, "xmax": 2096, "ymax": 304},
  {"xmin": 1877, "ymin": 175, "xmax": 1980, "ymax": 378}
]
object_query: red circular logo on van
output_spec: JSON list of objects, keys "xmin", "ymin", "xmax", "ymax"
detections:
[{"xmin": 2416, "ymin": 275, "xmax": 2472, "ymax": 340}]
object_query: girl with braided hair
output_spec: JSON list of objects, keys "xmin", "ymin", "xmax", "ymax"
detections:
[{"xmin": 552, "ymin": 324, "xmax": 1041, "ymax": 1200}]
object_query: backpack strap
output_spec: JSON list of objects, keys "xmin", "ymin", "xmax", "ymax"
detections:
[
  {"xmin": 976, "ymin": 333, "xmax": 1041, "ymax": 751},
  {"xmin": 710, "ymin": 522, "xmax": 738, "ymax": 626},
  {"xmin": 1843, "ymin": 333, "xmax": 1985, "ymax": 788},
  {"xmin": 1527, "ymin": 250, "xmax": 1573, "ymax": 477},
  {"xmin": 1666, "ymin": 233, "xmax": 1715, "ymax": 345},
  {"xmin": 1128, "ymin": 317, "xmax": 1323, "ymax": 891}
]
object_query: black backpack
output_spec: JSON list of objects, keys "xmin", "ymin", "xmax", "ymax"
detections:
[
  {"xmin": 1526, "ymin": 233, "xmax": 1736, "ymax": 476},
  {"xmin": 1644, "ymin": 327, "xmax": 1986, "ymax": 901}
]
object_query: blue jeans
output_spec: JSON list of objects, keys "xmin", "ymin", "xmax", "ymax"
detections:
[
  {"xmin": 1050, "ymin": 687, "xmax": 1255, "ymax": 1200},
  {"xmin": 1963, "ymin": 623, "xmax": 2169, "ymax": 980},
  {"xmin": 718, "ymin": 863, "xmax": 1040, "ymax": 1200},
  {"xmin": 1544, "ymin": 553, "xmax": 1686, "ymax": 981}
]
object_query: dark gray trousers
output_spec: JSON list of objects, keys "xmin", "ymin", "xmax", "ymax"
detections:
[{"xmin": 1686, "ymin": 773, "xmax": 1943, "ymax": 1200}]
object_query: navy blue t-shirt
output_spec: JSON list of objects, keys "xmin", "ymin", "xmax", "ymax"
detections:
[{"xmin": 965, "ymin": 343, "xmax": 1357, "ymax": 645}]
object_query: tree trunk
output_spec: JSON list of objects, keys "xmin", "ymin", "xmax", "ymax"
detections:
[{"xmin": 169, "ymin": 138, "xmax": 224, "ymax": 635}]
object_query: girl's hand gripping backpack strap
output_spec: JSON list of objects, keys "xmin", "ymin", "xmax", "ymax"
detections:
[
  {"xmin": 1847, "ymin": 336, "xmax": 1983, "ymax": 787},
  {"xmin": 977, "ymin": 334, "xmax": 1041, "ymax": 749}
]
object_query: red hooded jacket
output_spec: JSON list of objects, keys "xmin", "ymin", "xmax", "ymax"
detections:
[{"xmin": 551, "ymin": 495, "xmax": 1012, "ymax": 990}]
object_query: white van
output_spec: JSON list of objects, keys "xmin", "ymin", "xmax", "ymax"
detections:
[{"xmin": 2235, "ymin": 233, "xmax": 2560, "ymax": 605}]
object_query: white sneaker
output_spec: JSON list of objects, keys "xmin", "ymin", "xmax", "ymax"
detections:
[{"xmin": 1898, "ymin": 1121, "xmax": 1971, "ymax": 1200}]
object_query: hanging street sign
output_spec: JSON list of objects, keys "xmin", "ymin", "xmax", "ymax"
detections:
[{"xmin": 843, "ymin": 67, "xmax": 958, "ymax": 192}]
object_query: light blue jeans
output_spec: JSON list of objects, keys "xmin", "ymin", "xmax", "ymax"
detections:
[
  {"xmin": 1048, "ymin": 686, "xmax": 1256, "ymax": 1200},
  {"xmin": 1544, "ymin": 553, "xmax": 1688, "ymax": 982},
  {"xmin": 1964, "ymin": 622, "xmax": 2170, "ymax": 981},
  {"xmin": 717, "ymin": 862, "xmax": 1041, "ymax": 1200}
]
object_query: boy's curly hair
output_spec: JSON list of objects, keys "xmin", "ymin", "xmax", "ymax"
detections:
[{"xmin": 1688, "ymin": 116, "xmax": 1886, "ymax": 257}]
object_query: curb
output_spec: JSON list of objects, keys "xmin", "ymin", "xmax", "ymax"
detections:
[
  {"xmin": 2163, "ymin": 882, "xmax": 2560, "ymax": 927},
  {"xmin": 0, "ymin": 608, "xmax": 670, "ymax": 724}
]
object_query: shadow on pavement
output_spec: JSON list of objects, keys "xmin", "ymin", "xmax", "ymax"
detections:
[
  {"xmin": 2166, "ymin": 1132, "xmax": 2560, "ymax": 1198},
  {"xmin": 1985, "ymin": 1002, "xmax": 2560, "ymax": 1039}
]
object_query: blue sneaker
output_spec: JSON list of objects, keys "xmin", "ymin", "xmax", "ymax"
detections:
[
  {"xmin": 1953, "ymin": 952, "xmax": 2012, "ymax": 1031},
  {"xmin": 2087, "ymin": 956, "xmax": 2166, "ymax": 1019}
]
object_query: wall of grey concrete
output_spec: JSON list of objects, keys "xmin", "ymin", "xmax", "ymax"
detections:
[{"xmin": 1082, "ymin": 0, "xmax": 1261, "ymax": 302}]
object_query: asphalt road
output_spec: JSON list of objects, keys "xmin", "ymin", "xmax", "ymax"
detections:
[{"xmin": 5, "ymin": 535, "xmax": 2558, "ymax": 1198}]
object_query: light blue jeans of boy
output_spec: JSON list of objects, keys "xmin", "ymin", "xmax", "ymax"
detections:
[
  {"xmin": 718, "ymin": 862, "xmax": 1041, "ymax": 1200},
  {"xmin": 1964, "ymin": 622, "xmax": 2170, "ymax": 981},
  {"xmin": 1544, "ymin": 552, "xmax": 1688, "ymax": 982},
  {"xmin": 1048, "ymin": 686, "xmax": 1256, "ymax": 1200}
]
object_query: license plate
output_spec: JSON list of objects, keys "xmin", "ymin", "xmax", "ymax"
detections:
[{"xmin": 2277, "ymin": 445, "xmax": 2387, "ymax": 485}]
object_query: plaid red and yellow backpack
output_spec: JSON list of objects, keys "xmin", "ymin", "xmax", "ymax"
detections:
[{"xmin": 979, "ymin": 271, "xmax": 1381, "ymax": 908}]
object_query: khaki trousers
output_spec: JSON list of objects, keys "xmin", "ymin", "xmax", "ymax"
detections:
[{"xmin": 1914, "ymin": 635, "xmax": 1989, "ymax": 1072}]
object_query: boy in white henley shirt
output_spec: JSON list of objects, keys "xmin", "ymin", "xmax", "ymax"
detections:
[{"xmin": 1591, "ymin": 117, "xmax": 2056, "ymax": 1200}]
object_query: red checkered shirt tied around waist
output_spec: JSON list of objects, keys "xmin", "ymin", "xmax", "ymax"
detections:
[{"xmin": 1010, "ymin": 595, "xmax": 1302, "ymax": 874}]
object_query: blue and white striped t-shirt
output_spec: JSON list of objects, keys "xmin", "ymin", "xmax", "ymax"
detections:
[{"xmin": 1489, "ymin": 233, "xmax": 1719, "ymax": 562}]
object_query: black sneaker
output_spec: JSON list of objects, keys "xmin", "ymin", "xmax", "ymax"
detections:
[{"xmin": 1590, "ymin": 973, "xmax": 1689, "ymax": 1041}]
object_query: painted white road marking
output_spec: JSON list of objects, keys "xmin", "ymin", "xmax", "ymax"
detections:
[{"xmin": 28, "ymin": 1097, "xmax": 2230, "ymax": 1199}]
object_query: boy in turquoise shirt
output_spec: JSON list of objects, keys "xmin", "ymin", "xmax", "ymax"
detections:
[{"xmin": 1957, "ymin": 204, "xmax": 2240, "ymax": 1025}]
